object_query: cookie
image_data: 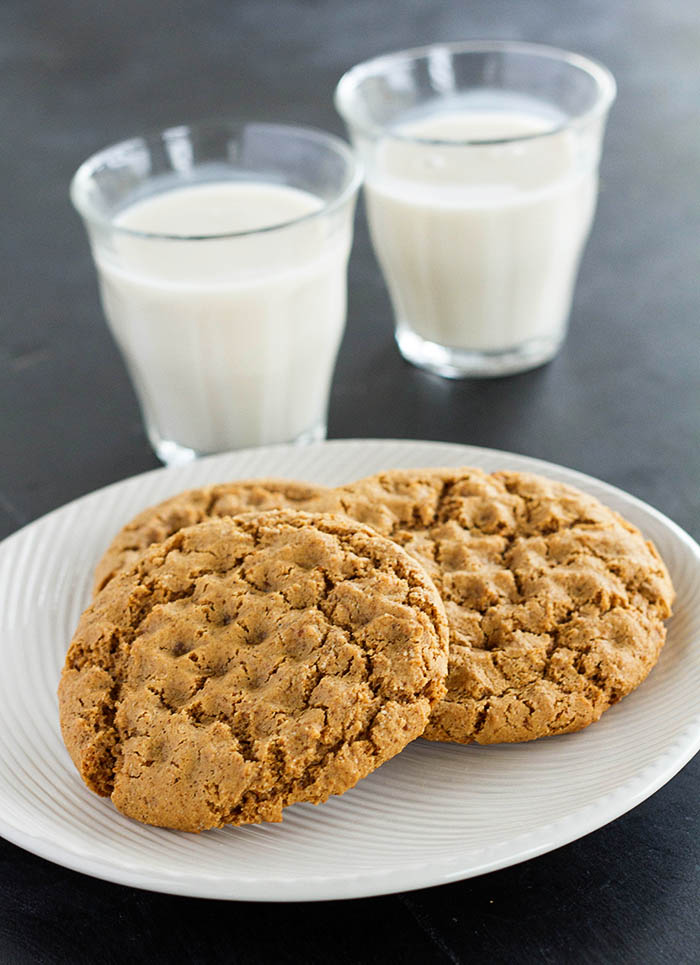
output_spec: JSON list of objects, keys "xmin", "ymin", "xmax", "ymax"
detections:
[
  {"xmin": 323, "ymin": 468, "xmax": 675, "ymax": 744},
  {"xmin": 92, "ymin": 478, "xmax": 330, "ymax": 594},
  {"xmin": 59, "ymin": 511, "xmax": 449, "ymax": 831}
]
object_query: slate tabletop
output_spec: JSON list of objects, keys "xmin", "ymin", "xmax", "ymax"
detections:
[{"xmin": 1, "ymin": 1, "xmax": 699, "ymax": 963}]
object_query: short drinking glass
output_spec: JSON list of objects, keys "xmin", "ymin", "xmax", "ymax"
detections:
[
  {"xmin": 71, "ymin": 121, "xmax": 362, "ymax": 464},
  {"xmin": 335, "ymin": 41, "xmax": 615, "ymax": 377}
]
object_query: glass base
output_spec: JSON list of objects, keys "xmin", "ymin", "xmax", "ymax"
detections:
[
  {"xmin": 150, "ymin": 422, "xmax": 327, "ymax": 467},
  {"xmin": 395, "ymin": 324, "xmax": 565, "ymax": 379}
]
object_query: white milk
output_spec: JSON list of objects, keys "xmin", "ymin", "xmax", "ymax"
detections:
[
  {"xmin": 94, "ymin": 181, "xmax": 351, "ymax": 455},
  {"xmin": 365, "ymin": 103, "xmax": 597, "ymax": 353}
]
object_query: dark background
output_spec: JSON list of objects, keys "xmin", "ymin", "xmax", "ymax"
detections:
[{"xmin": 1, "ymin": 1, "xmax": 699, "ymax": 962}]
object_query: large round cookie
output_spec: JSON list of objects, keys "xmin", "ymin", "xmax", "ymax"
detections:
[
  {"xmin": 325, "ymin": 468, "xmax": 675, "ymax": 745},
  {"xmin": 92, "ymin": 478, "xmax": 330, "ymax": 594},
  {"xmin": 60, "ymin": 510, "xmax": 449, "ymax": 831}
]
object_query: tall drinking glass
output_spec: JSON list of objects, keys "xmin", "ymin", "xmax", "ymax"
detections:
[
  {"xmin": 336, "ymin": 42, "xmax": 615, "ymax": 378},
  {"xmin": 71, "ymin": 121, "xmax": 361, "ymax": 464}
]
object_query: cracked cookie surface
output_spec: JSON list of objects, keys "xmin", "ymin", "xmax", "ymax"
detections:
[
  {"xmin": 60, "ymin": 510, "xmax": 449, "ymax": 831},
  {"xmin": 323, "ymin": 468, "xmax": 675, "ymax": 745},
  {"xmin": 92, "ymin": 478, "xmax": 330, "ymax": 595}
]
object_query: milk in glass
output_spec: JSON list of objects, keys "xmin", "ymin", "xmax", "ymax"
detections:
[
  {"xmin": 95, "ymin": 181, "xmax": 351, "ymax": 456},
  {"xmin": 365, "ymin": 98, "xmax": 597, "ymax": 354}
]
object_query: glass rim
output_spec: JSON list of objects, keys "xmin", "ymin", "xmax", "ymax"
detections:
[
  {"xmin": 70, "ymin": 119, "xmax": 363, "ymax": 241},
  {"xmin": 334, "ymin": 40, "xmax": 617, "ymax": 146}
]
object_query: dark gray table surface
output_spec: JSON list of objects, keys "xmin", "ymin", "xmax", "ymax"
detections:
[{"xmin": 1, "ymin": 1, "xmax": 699, "ymax": 963}]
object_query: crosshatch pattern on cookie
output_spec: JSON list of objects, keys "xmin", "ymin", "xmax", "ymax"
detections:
[
  {"xmin": 60, "ymin": 511, "xmax": 449, "ymax": 831},
  {"xmin": 324, "ymin": 468, "xmax": 675, "ymax": 745}
]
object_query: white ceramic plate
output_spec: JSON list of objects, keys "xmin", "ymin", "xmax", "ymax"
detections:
[{"xmin": 1, "ymin": 440, "xmax": 698, "ymax": 902}]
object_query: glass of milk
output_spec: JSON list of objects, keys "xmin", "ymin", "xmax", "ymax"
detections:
[
  {"xmin": 71, "ymin": 121, "xmax": 361, "ymax": 464},
  {"xmin": 335, "ymin": 41, "xmax": 615, "ymax": 378}
]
